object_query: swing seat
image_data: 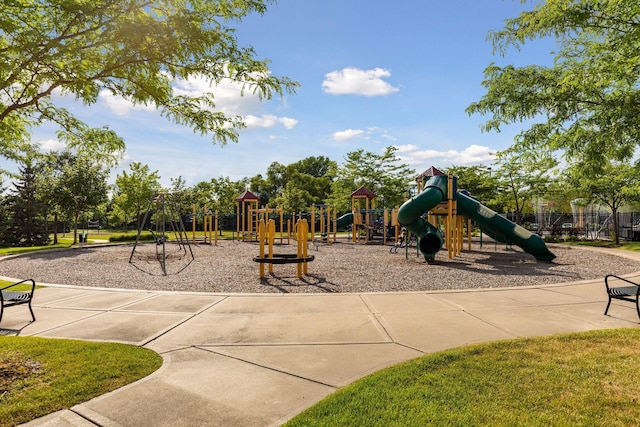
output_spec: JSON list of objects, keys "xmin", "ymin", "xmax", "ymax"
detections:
[{"xmin": 149, "ymin": 229, "xmax": 166, "ymax": 244}]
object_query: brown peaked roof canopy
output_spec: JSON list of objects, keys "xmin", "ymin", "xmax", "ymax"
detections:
[
  {"xmin": 236, "ymin": 190, "xmax": 259, "ymax": 202},
  {"xmin": 351, "ymin": 186, "xmax": 376, "ymax": 199},
  {"xmin": 416, "ymin": 166, "xmax": 445, "ymax": 181}
]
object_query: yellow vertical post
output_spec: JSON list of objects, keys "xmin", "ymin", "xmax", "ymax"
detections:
[
  {"xmin": 258, "ymin": 219, "xmax": 265, "ymax": 278},
  {"xmin": 311, "ymin": 205, "xmax": 316, "ymax": 241},
  {"xmin": 319, "ymin": 206, "xmax": 325, "ymax": 241},
  {"xmin": 297, "ymin": 220, "xmax": 303, "ymax": 278},
  {"xmin": 302, "ymin": 220, "xmax": 308, "ymax": 275},
  {"xmin": 333, "ymin": 207, "xmax": 337, "ymax": 243},
  {"xmin": 296, "ymin": 219, "xmax": 308, "ymax": 278},
  {"xmin": 467, "ymin": 218, "xmax": 472, "ymax": 251},
  {"xmin": 268, "ymin": 219, "xmax": 275, "ymax": 275},
  {"xmin": 207, "ymin": 208, "xmax": 211, "ymax": 245},
  {"xmin": 202, "ymin": 205, "xmax": 208, "ymax": 245},
  {"xmin": 192, "ymin": 204, "xmax": 197, "ymax": 244},
  {"xmin": 214, "ymin": 210, "xmax": 219, "ymax": 246},
  {"xmin": 279, "ymin": 207, "xmax": 284, "ymax": 242},
  {"xmin": 236, "ymin": 200, "xmax": 241, "ymax": 238}
]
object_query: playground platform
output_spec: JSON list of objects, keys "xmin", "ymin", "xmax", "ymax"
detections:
[{"xmin": 2, "ymin": 251, "xmax": 640, "ymax": 426}]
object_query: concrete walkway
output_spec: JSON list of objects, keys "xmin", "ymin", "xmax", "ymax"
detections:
[{"xmin": 2, "ymin": 259, "xmax": 640, "ymax": 426}]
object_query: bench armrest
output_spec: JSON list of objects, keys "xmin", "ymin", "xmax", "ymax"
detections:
[{"xmin": 605, "ymin": 274, "xmax": 640, "ymax": 295}]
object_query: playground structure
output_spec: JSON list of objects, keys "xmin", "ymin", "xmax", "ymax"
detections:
[
  {"xmin": 334, "ymin": 187, "xmax": 401, "ymax": 245},
  {"xmin": 253, "ymin": 218, "xmax": 314, "ymax": 278},
  {"xmin": 236, "ymin": 191, "xmax": 291, "ymax": 243},
  {"xmin": 236, "ymin": 190, "xmax": 259, "ymax": 241},
  {"xmin": 310, "ymin": 204, "xmax": 337, "ymax": 243},
  {"xmin": 398, "ymin": 166, "xmax": 556, "ymax": 264},
  {"xmin": 190, "ymin": 205, "xmax": 219, "ymax": 245},
  {"xmin": 129, "ymin": 192, "xmax": 195, "ymax": 275}
]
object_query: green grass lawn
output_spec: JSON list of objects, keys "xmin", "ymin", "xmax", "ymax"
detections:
[
  {"xmin": 285, "ymin": 328, "xmax": 640, "ymax": 427},
  {"xmin": 0, "ymin": 279, "xmax": 40, "ymax": 292},
  {"xmin": 0, "ymin": 336, "xmax": 162, "ymax": 427}
]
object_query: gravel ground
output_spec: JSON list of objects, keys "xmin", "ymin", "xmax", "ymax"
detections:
[{"xmin": 0, "ymin": 239, "xmax": 638, "ymax": 293}]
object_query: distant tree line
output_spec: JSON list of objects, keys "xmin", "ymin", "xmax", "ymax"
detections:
[{"xmin": 3, "ymin": 144, "xmax": 640, "ymax": 247}]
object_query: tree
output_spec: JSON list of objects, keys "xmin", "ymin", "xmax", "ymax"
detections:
[
  {"xmin": 56, "ymin": 156, "xmax": 109, "ymax": 243},
  {"xmin": 168, "ymin": 176, "xmax": 194, "ymax": 216},
  {"xmin": 328, "ymin": 147, "xmax": 415, "ymax": 212},
  {"xmin": 491, "ymin": 152, "xmax": 558, "ymax": 224},
  {"xmin": 292, "ymin": 156, "xmax": 337, "ymax": 178},
  {"xmin": 565, "ymin": 161, "xmax": 640, "ymax": 244},
  {"xmin": 249, "ymin": 157, "xmax": 337, "ymax": 208},
  {"xmin": 467, "ymin": 1, "xmax": 640, "ymax": 164},
  {"xmin": 274, "ymin": 181, "xmax": 313, "ymax": 213},
  {"xmin": 445, "ymin": 165, "xmax": 499, "ymax": 211},
  {"xmin": 1, "ymin": 161, "xmax": 49, "ymax": 246},
  {"xmin": 0, "ymin": 0, "xmax": 298, "ymax": 161},
  {"xmin": 111, "ymin": 162, "xmax": 161, "ymax": 230},
  {"xmin": 209, "ymin": 177, "xmax": 247, "ymax": 213},
  {"xmin": 288, "ymin": 156, "xmax": 337, "ymax": 205},
  {"xmin": 0, "ymin": 179, "xmax": 11, "ymax": 243},
  {"xmin": 36, "ymin": 151, "xmax": 77, "ymax": 244}
]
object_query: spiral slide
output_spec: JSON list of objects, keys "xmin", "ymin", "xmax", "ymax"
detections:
[{"xmin": 397, "ymin": 175, "xmax": 556, "ymax": 262}]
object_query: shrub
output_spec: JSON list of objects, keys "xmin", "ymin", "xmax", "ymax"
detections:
[{"xmin": 109, "ymin": 232, "xmax": 154, "ymax": 243}]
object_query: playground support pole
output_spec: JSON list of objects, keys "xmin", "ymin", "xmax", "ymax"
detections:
[
  {"xmin": 192, "ymin": 204, "xmax": 196, "ymax": 244},
  {"xmin": 447, "ymin": 174, "xmax": 454, "ymax": 259},
  {"xmin": 268, "ymin": 219, "xmax": 275, "ymax": 275},
  {"xmin": 258, "ymin": 220, "xmax": 265, "ymax": 278},
  {"xmin": 333, "ymin": 208, "xmax": 337, "ymax": 243},
  {"xmin": 297, "ymin": 219, "xmax": 309, "ymax": 278},
  {"xmin": 214, "ymin": 210, "xmax": 219, "ymax": 246},
  {"xmin": 311, "ymin": 205, "xmax": 316, "ymax": 241}
]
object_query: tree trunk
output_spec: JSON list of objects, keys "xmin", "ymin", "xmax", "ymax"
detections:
[
  {"xmin": 612, "ymin": 208, "xmax": 620, "ymax": 245},
  {"xmin": 53, "ymin": 212, "xmax": 58, "ymax": 244},
  {"xmin": 73, "ymin": 210, "xmax": 79, "ymax": 244}
]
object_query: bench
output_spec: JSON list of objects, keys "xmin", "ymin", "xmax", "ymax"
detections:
[
  {"xmin": 0, "ymin": 279, "xmax": 36, "ymax": 323},
  {"xmin": 604, "ymin": 274, "xmax": 640, "ymax": 319}
]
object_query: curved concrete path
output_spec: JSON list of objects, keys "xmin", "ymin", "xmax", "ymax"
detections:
[{"xmin": 2, "ymin": 248, "xmax": 640, "ymax": 426}]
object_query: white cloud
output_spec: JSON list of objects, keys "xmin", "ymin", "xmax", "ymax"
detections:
[
  {"xmin": 393, "ymin": 144, "xmax": 418, "ymax": 152},
  {"xmin": 332, "ymin": 128, "xmax": 365, "ymax": 141},
  {"xmin": 175, "ymin": 76, "xmax": 256, "ymax": 116},
  {"xmin": 398, "ymin": 144, "xmax": 496, "ymax": 166},
  {"xmin": 100, "ymin": 73, "xmax": 268, "ymax": 117},
  {"xmin": 322, "ymin": 67, "xmax": 399, "ymax": 96},
  {"xmin": 37, "ymin": 138, "xmax": 66, "ymax": 151},
  {"xmin": 244, "ymin": 114, "xmax": 298, "ymax": 129},
  {"xmin": 99, "ymin": 91, "xmax": 157, "ymax": 116},
  {"xmin": 279, "ymin": 117, "xmax": 298, "ymax": 130}
]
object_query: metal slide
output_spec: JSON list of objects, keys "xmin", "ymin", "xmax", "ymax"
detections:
[{"xmin": 397, "ymin": 175, "xmax": 556, "ymax": 262}]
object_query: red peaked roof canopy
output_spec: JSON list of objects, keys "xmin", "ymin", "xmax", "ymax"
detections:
[
  {"xmin": 416, "ymin": 166, "xmax": 445, "ymax": 181},
  {"xmin": 350, "ymin": 186, "xmax": 376, "ymax": 199},
  {"xmin": 236, "ymin": 190, "xmax": 259, "ymax": 202}
]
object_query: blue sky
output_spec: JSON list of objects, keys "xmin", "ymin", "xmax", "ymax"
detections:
[{"xmin": 24, "ymin": 0, "xmax": 555, "ymax": 187}]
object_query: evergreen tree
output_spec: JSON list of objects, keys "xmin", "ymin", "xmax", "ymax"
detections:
[{"xmin": 1, "ymin": 163, "xmax": 49, "ymax": 246}]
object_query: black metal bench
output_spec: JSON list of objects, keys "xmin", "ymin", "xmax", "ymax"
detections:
[
  {"xmin": 0, "ymin": 279, "xmax": 36, "ymax": 323},
  {"xmin": 604, "ymin": 274, "xmax": 640, "ymax": 319}
]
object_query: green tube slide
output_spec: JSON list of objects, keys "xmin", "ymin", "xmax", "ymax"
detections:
[
  {"xmin": 336, "ymin": 212, "xmax": 354, "ymax": 230},
  {"xmin": 397, "ymin": 175, "xmax": 448, "ymax": 262},
  {"xmin": 397, "ymin": 174, "xmax": 556, "ymax": 263},
  {"xmin": 456, "ymin": 192, "xmax": 556, "ymax": 262}
]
